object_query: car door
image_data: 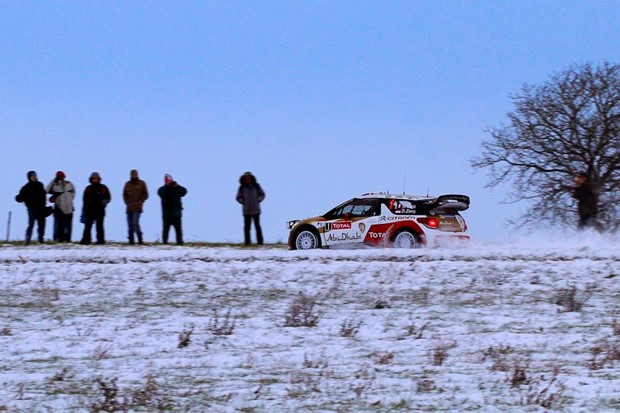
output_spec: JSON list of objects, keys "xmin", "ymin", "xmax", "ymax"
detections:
[{"xmin": 322, "ymin": 199, "xmax": 380, "ymax": 247}]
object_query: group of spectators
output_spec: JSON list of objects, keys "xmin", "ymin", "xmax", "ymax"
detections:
[
  {"xmin": 15, "ymin": 168, "xmax": 598, "ymax": 244},
  {"xmin": 15, "ymin": 170, "xmax": 265, "ymax": 246}
]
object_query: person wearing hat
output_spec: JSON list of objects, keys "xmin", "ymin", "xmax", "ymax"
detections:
[
  {"xmin": 157, "ymin": 174, "xmax": 187, "ymax": 245},
  {"xmin": 236, "ymin": 171, "xmax": 265, "ymax": 245},
  {"xmin": 80, "ymin": 172, "xmax": 111, "ymax": 245},
  {"xmin": 46, "ymin": 171, "xmax": 76, "ymax": 242},
  {"xmin": 123, "ymin": 169, "xmax": 149, "ymax": 244},
  {"xmin": 15, "ymin": 170, "xmax": 48, "ymax": 245}
]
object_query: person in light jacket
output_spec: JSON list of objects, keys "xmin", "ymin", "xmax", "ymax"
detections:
[
  {"xmin": 46, "ymin": 171, "xmax": 75, "ymax": 242},
  {"xmin": 236, "ymin": 171, "xmax": 265, "ymax": 245}
]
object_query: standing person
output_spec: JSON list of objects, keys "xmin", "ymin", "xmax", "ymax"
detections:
[
  {"xmin": 236, "ymin": 171, "xmax": 265, "ymax": 245},
  {"xmin": 80, "ymin": 172, "xmax": 111, "ymax": 245},
  {"xmin": 572, "ymin": 172, "xmax": 598, "ymax": 230},
  {"xmin": 15, "ymin": 170, "xmax": 47, "ymax": 245},
  {"xmin": 157, "ymin": 174, "xmax": 187, "ymax": 245},
  {"xmin": 46, "ymin": 171, "xmax": 75, "ymax": 243},
  {"xmin": 123, "ymin": 169, "xmax": 149, "ymax": 244}
]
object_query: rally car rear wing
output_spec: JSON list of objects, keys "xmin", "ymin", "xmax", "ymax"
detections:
[{"xmin": 429, "ymin": 194, "xmax": 470, "ymax": 213}]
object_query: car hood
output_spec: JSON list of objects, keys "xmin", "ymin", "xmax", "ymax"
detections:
[{"xmin": 288, "ymin": 216, "xmax": 325, "ymax": 230}]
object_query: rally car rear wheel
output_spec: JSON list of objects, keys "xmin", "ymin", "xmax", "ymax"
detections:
[
  {"xmin": 295, "ymin": 230, "xmax": 319, "ymax": 250},
  {"xmin": 393, "ymin": 230, "xmax": 417, "ymax": 249}
]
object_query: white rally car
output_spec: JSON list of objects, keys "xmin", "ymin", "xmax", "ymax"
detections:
[{"xmin": 287, "ymin": 192, "xmax": 470, "ymax": 250}]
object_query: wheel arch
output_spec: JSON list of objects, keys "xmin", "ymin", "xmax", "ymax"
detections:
[
  {"xmin": 289, "ymin": 224, "xmax": 322, "ymax": 250},
  {"xmin": 389, "ymin": 222, "xmax": 427, "ymax": 247}
]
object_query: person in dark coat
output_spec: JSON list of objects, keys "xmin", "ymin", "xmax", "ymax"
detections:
[
  {"xmin": 15, "ymin": 170, "xmax": 47, "ymax": 245},
  {"xmin": 157, "ymin": 174, "xmax": 187, "ymax": 245},
  {"xmin": 572, "ymin": 172, "xmax": 598, "ymax": 230},
  {"xmin": 123, "ymin": 169, "xmax": 149, "ymax": 244},
  {"xmin": 236, "ymin": 171, "xmax": 265, "ymax": 245},
  {"xmin": 80, "ymin": 172, "xmax": 111, "ymax": 245}
]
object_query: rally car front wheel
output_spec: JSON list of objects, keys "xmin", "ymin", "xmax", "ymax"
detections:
[
  {"xmin": 294, "ymin": 230, "xmax": 320, "ymax": 250},
  {"xmin": 393, "ymin": 230, "xmax": 418, "ymax": 249}
]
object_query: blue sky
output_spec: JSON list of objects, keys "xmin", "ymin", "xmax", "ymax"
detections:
[{"xmin": 2, "ymin": 1, "xmax": 620, "ymax": 243}]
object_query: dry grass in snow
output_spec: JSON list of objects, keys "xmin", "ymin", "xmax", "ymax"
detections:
[{"xmin": 0, "ymin": 238, "xmax": 619, "ymax": 411}]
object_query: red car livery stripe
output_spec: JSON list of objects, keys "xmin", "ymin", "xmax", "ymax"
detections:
[{"xmin": 363, "ymin": 221, "xmax": 427, "ymax": 246}]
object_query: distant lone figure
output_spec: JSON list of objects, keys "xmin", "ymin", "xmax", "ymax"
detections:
[
  {"xmin": 236, "ymin": 171, "xmax": 265, "ymax": 245},
  {"xmin": 572, "ymin": 173, "xmax": 598, "ymax": 230},
  {"xmin": 123, "ymin": 169, "xmax": 149, "ymax": 244},
  {"xmin": 157, "ymin": 174, "xmax": 187, "ymax": 245},
  {"xmin": 46, "ymin": 171, "xmax": 75, "ymax": 243},
  {"xmin": 80, "ymin": 172, "xmax": 111, "ymax": 245},
  {"xmin": 15, "ymin": 170, "xmax": 47, "ymax": 245}
]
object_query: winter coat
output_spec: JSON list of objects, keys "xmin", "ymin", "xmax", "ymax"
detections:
[
  {"xmin": 16, "ymin": 181, "xmax": 47, "ymax": 212},
  {"xmin": 82, "ymin": 183, "xmax": 111, "ymax": 217},
  {"xmin": 123, "ymin": 178, "xmax": 149, "ymax": 213},
  {"xmin": 236, "ymin": 173, "xmax": 265, "ymax": 215},
  {"xmin": 573, "ymin": 183, "xmax": 598, "ymax": 217},
  {"xmin": 158, "ymin": 183, "xmax": 187, "ymax": 219},
  {"xmin": 47, "ymin": 179, "xmax": 76, "ymax": 215}
]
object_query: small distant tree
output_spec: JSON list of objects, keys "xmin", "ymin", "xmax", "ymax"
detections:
[{"xmin": 472, "ymin": 62, "xmax": 620, "ymax": 231}]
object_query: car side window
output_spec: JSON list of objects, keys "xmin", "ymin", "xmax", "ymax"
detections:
[
  {"xmin": 325, "ymin": 199, "xmax": 379, "ymax": 219},
  {"xmin": 350, "ymin": 200, "xmax": 379, "ymax": 217},
  {"xmin": 341, "ymin": 204, "xmax": 355, "ymax": 216}
]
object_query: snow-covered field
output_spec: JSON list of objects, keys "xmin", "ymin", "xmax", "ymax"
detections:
[{"xmin": 1, "ymin": 234, "xmax": 620, "ymax": 412}]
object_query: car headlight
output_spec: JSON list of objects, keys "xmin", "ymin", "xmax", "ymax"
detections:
[{"xmin": 287, "ymin": 220, "xmax": 300, "ymax": 229}]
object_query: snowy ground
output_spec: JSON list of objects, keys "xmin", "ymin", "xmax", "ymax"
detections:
[{"xmin": 1, "ymin": 234, "xmax": 620, "ymax": 412}]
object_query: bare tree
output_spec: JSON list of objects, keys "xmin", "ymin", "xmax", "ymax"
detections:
[{"xmin": 472, "ymin": 62, "xmax": 620, "ymax": 231}]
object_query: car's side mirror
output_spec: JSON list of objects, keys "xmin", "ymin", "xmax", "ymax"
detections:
[{"xmin": 344, "ymin": 212, "xmax": 350, "ymax": 221}]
